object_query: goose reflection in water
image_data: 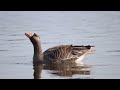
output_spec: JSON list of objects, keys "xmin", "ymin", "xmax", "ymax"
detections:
[
  {"xmin": 33, "ymin": 62, "xmax": 43, "ymax": 79},
  {"xmin": 33, "ymin": 59, "xmax": 91, "ymax": 79}
]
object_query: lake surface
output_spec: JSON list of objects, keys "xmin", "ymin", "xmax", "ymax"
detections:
[{"xmin": 0, "ymin": 11, "xmax": 120, "ymax": 79}]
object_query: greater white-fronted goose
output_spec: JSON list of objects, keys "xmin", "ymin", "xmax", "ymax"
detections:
[{"xmin": 25, "ymin": 33, "xmax": 95, "ymax": 64}]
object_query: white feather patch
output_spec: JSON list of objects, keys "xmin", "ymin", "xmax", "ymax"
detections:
[{"xmin": 75, "ymin": 54, "xmax": 85, "ymax": 64}]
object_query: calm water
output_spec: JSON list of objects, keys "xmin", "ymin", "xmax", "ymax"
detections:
[{"xmin": 0, "ymin": 11, "xmax": 120, "ymax": 79}]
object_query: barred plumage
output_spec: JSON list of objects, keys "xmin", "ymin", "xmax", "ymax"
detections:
[{"xmin": 43, "ymin": 45, "xmax": 94, "ymax": 63}]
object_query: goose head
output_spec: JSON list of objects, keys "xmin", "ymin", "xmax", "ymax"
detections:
[{"xmin": 25, "ymin": 32, "xmax": 40, "ymax": 45}]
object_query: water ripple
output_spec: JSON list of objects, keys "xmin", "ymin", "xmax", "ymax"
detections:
[
  {"xmin": 107, "ymin": 50, "xmax": 120, "ymax": 52},
  {"xmin": 0, "ymin": 50, "xmax": 9, "ymax": 51},
  {"xmin": 6, "ymin": 39, "xmax": 25, "ymax": 41}
]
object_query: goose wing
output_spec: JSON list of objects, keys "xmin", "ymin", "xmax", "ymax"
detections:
[{"xmin": 43, "ymin": 45, "xmax": 94, "ymax": 63}]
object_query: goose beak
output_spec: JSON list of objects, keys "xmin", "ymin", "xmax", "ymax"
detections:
[{"xmin": 25, "ymin": 32, "xmax": 34, "ymax": 38}]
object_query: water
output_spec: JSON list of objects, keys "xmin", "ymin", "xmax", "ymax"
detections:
[{"xmin": 0, "ymin": 11, "xmax": 120, "ymax": 79}]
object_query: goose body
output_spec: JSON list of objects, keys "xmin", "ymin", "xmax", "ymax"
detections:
[
  {"xmin": 25, "ymin": 33, "xmax": 94, "ymax": 64},
  {"xmin": 43, "ymin": 45, "xmax": 94, "ymax": 64}
]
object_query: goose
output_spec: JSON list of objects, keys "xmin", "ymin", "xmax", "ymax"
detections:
[{"xmin": 25, "ymin": 32, "xmax": 95, "ymax": 65}]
